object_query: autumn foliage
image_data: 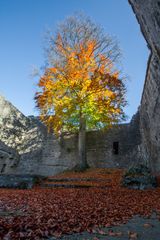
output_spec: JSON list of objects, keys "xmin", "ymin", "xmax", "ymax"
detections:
[
  {"xmin": 0, "ymin": 169, "xmax": 160, "ymax": 239},
  {"xmin": 36, "ymin": 39, "xmax": 126, "ymax": 134},
  {"xmin": 35, "ymin": 14, "xmax": 127, "ymax": 169},
  {"xmin": 35, "ymin": 16, "xmax": 126, "ymax": 134}
]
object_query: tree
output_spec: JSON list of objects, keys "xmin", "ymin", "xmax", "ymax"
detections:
[{"xmin": 35, "ymin": 13, "xmax": 127, "ymax": 171}]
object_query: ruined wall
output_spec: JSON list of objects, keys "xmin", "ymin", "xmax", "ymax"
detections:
[
  {"xmin": 0, "ymin": 140, "xmax": 19, "ymax": 174},
  {"xmin": 129, "ymin": 0, "xmax": 160, "ymax": 173},
  {"xmin": 87, "ymin": 114, "xmax": 141, "ymax": 169},
  {"xmin": 0, "ymin": 95, "xmax": 140, "ymax": 176},
  {"xmin": 37, "ymin": 109, "xmax": 140, "ymax": 175},
  {"xmin": 0, "ymin": 96, "xmax": 76, "ymax": 175},
  {"xmin": 0, "ymin": 95, "xmax": 46, "ymax": 174}
]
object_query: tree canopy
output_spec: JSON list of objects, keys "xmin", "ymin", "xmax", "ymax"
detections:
[{"xmin": 35, "ymin": 14, "xmax": 127, "ymax": 135}]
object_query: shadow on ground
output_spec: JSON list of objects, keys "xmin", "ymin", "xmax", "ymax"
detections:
[{"xmin": 49, "ymin": 213, "xmax": 160, "ymax": 240}]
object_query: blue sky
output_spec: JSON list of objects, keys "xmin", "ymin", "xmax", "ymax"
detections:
[{"xmin": 0, "ymin": 0, "xmax": 149, "ymax": 120}]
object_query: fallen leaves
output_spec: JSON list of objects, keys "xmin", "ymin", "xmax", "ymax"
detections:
[
  {"xmin": 0, "ymin": 169, "xmax": 159, "ymax": 239},
  {"xmin": 128, "ymin": 231, "xmax": 138, "ymax": 239},
  {"xmin": 143, "ymin": 223, "xmax": 153, "ymax": 228},
  {"xmin": 108, "ymin": 230, "xmax": 123, "ymax": 237}
]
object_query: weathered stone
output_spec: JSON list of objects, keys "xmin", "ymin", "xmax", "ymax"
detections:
[
  {"xmin": 0, "ymin": 95, "xmax": 141, "ymax": 176},
  {"xmin": 122, "ymin": 164, "xmax": 157, "ymax": 189},
  {"xmin": 129, "ymin": 0, "xmax": 160, "ymax": 173},
  {"xmin": 0, "ymin": 140, "xmax": 19, "ymax": 173},
  {"xmin": 0, "ymin": 174, "xmax": 42, "ymax": 189}
]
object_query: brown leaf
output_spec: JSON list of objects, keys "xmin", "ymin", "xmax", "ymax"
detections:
[
  {"xmin": 97, "ymin": 229, "xmax": 107, "ymax": 235},
  {"xmin": 115, "ymin": 231, "xmax": 123, "ymax": 236},
  {"xmin": 108, "ymin": 230, "xmax": 118, "ymax": 236},
  {"xmin": 143, "ymin": 223, "xmax": 153, "ymax": 228},
  {"xmin": 128, "ymin": 231, "xmax": 138, "ymax": 239}
]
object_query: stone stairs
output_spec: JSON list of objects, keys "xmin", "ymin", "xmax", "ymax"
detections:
[{"xmin": 40, "ymin": 176, "xmax": 112, "ymax": 189}]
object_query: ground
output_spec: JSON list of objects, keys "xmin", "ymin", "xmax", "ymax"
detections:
[
  {"xmin": 53, "ymin": 214, "xmax": 160, "ymax": 240},
  {"xmin": 0, "ymin": 168, "xmax": 160, "ymax": 239}
]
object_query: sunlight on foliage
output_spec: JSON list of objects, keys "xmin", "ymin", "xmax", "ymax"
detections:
[{"xmin": 35, "ymin": 15, "xmax": 127, "ymax": 134}]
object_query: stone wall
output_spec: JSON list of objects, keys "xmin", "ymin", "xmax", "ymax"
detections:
[
  {"xmin": 39, "ymin": 116, "xmax": 140, "ymax": 176},
  {"xmin": 0, "ymin": 96, "xmax": 45, "ymax": 154},
  {"xmin": 0, "ymin": 95, "xmax": 141, "ymax": 176},
  {"xmin": 129, "ymin": 0, "xmax": 160, "ymax": 173},
  {"xmin": 0, "ymin": 95, "xmax": 46, "ymax": 174},
  {"xmin": 0, "ymin": 175, "xmax": 40, "ymax": 189},
  {"xmin": 0, "ymin": 140, "xmax": 19, "ymax": 174},
  {"xmin": 86, "ymin": 115, "xmax": 141, "ymax": 169}
]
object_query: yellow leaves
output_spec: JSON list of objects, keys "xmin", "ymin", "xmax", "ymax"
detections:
[
  {"xmin": 35, "ymin": 38, "xmax": 125, "ymax": 134},
  {"xmin": 45, "ymin": 80, "xmax": 54, "ymax": 91},
  {"xmin": 104, "ymin": 89, "xmax": 115, "ymax": 98},
  {"xmin": 87, "ymin": 40, "xmax": 96, "ymax": 53},
  {"xmin": 113, "ymin": 71, "xmax": 119, "ymax": 79}
]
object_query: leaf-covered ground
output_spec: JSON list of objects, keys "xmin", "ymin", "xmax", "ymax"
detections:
[{"xmin": 0, "ymin": 168, "xmax": 160, "ymax": 239}]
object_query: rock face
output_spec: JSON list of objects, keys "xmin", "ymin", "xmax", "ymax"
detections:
[
  {"xmin": 0, "ymin": 175, "xmax": 41, "ymax": 189},
  {"xmin": 129, "ymin": 0, "xmax": 160, "ymax": 173},
  {"xmin": 122, "ymin": 164, "xmax": 157, "ymax": 190},
  {"xmin": 0, "ymin": 96, "xmax": 45, "ymax": 154},
  {"xmin": 0, "ymin": 95, "xmax": 46, "ymax": 174},
  {"xmin": 0, "ymin": 140, "xmax": 19, "ymax": 173}
]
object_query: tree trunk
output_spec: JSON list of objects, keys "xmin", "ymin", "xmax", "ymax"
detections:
[{"xmin": 78, "ymin": 115, "xmax": 89, "ymax": 171}]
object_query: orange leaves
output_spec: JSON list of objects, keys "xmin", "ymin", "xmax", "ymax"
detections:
[
  {"xmin": 50, "ymin": 67, "xmax": 57, "ymax": 74},
  {"xmin": 0, "ymin": 169, "xmax": 160, "ymax": 239},
  {"xmin": 35, "ymin": 36, "xmax": 126, "ymax": 134},
  {"xmin": 56, "ymin": 33, "xmax": 65, "ymax": 55}
]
